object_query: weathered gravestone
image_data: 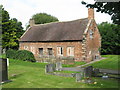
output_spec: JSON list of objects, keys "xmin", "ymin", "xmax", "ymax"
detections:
[
  {"xmin": 0, "ymin": 58, "xmax": 10, "ymax": 83},
  {"xmin": 56, "ymin": 62, "xmax": 62, "ymax": 71},
  {"xmin": 93, "ymin": 68, "xmax": 100, "ymax": 76},
  {"xmin": 45, "ymin": 64, "xmax": 55, "ymax": 73},
  {"xmin": 76, "ymin": 73, "xmax": 83, "ymax": 82},
  {"xmin": 84, "ymin": 66, "xmax": 93, "ymax": 77}
]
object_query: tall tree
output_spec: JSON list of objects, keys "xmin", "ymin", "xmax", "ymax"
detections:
[
  {"xmin": 98, "ymin": 22, "xmax": 120, "ymax": 55},
  {"xmin": 82, "ymin": 1, "xmax": 120, "ymax": 25},
  {"xmin": 1, "ymin": 5, "xmax": 24, "ymax": 51}
]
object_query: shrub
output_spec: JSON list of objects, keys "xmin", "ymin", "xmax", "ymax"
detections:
[
  {"xmin": 15, "ymin": 50, "xmax": 36, "ymax": 62},
  {"xmin": 6, "ymin": 49, "xmax": 17, "ymax": 59}
]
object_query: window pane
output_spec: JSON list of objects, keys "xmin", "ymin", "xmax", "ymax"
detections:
[
  {"xmin": 57, "ymin": 47, "xmax": 63, "ymax": 56},
  {"xmin": 67, "ymin": 47, "xmax": 74, "ymax": 56},
  {"xmin": 39, "ymin": 48, "xmax": 43, "ymax": 55},
  {"xmin": 48, "ymin": 48, "xmax": 52, "ymax": 55}
]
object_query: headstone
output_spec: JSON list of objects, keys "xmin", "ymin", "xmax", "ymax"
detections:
[
  {"xmin": 45, "ymin": 64, "xmax": 55, "ymax": 73},
  {"xmin": 0, "ymin": 58, "xmax": 11, "ymax": 83},
  {"xmin": 76, "ymin": 73, "xmax": 82, "ymax": 82},
  {"xmin": 93, "ymin": 68, "xmax": 99, "ymax": 76},
  {"xmin": 84, "ymin": 66, "xmax": 93, "ymax": 77},
  {"xmin": 56, "ymin": 62, "xmax": 62, "ymax": 71}
]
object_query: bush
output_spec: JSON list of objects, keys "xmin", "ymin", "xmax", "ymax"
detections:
[
  {"xmin": 6, "ymin": 49, "xmax": 17, "ymax": 59},
  {"xmin": 6, "ymin": 49, "xmax": 36, "ymax": 62},
  {"xmin": 16, "ymin": 50, "xmax": 36, "ymax": 62}
]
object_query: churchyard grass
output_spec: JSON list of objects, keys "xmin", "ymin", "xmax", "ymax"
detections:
[
  {"xmin": 2, "ymin": 55, "xmax": 119, "ymax": 88},
  {"xmin": 83, "ymin": 55, "xmax": 119, "ymax": 70},
  {"xmin": 63, "ymin": 61, "xmax": 86, "ymax": 67}
]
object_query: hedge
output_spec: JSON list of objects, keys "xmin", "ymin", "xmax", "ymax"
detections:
[
  {"xmin": 6, "ymin": 49, "xmax": 36, "ymax": 62},
  {"xmin": 6, "ymin": 49, "xmax": 17, "ymax": 59}
]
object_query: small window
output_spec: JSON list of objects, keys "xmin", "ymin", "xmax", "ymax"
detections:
[
  {"xmin": 24, "ymin": 46, "xmax": 28, "ymax": 50},
  {"xmin": 57, "ymin": 47, "xmax": 63, "ymax": 56},
  {"xmin": 67, "ymin": 47, "xmax": 74, "ymax": 56},
  {"xmin": 89, "ymin": 30, "xmax": 93, "ymax": 39},
  {"xmin": 39, "ymin": 48, "xmax": 43, "ymax": 56},
  {"xmin": 48, "ymin": 48, "xmax": 53, "ymax": 55}
]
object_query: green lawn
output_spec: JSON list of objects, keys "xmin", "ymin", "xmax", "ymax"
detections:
[
  {"xmin": 63, "ymin": 61, "xmax": 86, "ymax": 67},
  {"xmin": 83, "ymin": 55, "xmax": 120, "ymax": 70},
  {"xmin": 2, "ymin": 55, "xmax": 119, "ymax": 88}
]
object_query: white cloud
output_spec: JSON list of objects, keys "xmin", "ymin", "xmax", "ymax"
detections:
[{"xmin": 2, "ymin": 0, "xmax": 112, "ymax": 29}]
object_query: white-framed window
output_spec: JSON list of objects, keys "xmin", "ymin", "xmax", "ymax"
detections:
[
  {"xmin": 89, "ymin": 30, "xmax": 93, "ymax": 39},
  {"xmin": 24, "ymin": 46, "xmax": 28, "ymax": 50},
  {"xmin": 57, "ymin": 47, "xmax": 63, "ymax": 56},
  {"xmin": 67, "ymin": 47, "xmax": 74, "ymax": 56}
]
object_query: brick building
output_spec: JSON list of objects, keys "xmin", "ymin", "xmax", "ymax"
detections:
[{"xmin": 19, "ymin": 8, "xmax": 101, "ymax": 62}]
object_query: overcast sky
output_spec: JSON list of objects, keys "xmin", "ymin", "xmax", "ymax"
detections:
[{"xmin": 1, "ymin": 0, "xmax": 112, "ymax": 29}]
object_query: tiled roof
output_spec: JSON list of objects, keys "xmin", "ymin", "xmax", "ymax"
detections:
[{"xmin": 20, "ymin": 18, "xmax": 89, "ymax": 42}]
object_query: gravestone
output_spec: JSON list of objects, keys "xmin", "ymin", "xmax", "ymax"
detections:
[
  {"xmin": 56, "ymin": 62, "xmax": 62, "ymax": 71},
  {"xmin": 0, "ymin": 58, "xmax": 11, "ymax": 83},
  {"xmin": 76, "ymin": 73, "xmax": 82, "ymax": 82},
  {"xmin": 93, "ymin": 68, "xmax": 100, "ymax": 76},
  {"xmin": 45, "ymin": 64, "xmax": 55, "ymax": 73},
  {"xmin": 84, "ymin": 66, "xmax": 93, "ymax": 77}
]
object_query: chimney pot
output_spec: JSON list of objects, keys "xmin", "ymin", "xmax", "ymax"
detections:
[
  {"xmin": 88, "ymin": 8, "xmax": 94, "ymax": 19},
  {"xmin": 29, "ymin": 19, "xmax": 35, "ymax": 27}
]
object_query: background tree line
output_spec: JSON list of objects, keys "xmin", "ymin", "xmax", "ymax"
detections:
[{"xmin": 98, "ymin": 22, "xmax": 120, "ymax": 55}]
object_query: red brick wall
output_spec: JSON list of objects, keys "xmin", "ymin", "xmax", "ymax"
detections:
[
  {"xmin": 19, "ymin": 41, "xmax": 83, "ymax": 61},
  {"xmin": 85, "ymin": 20, "xmax": 101, "ymax": 62}
]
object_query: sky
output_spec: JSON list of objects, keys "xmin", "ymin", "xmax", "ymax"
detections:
[{"xmin": 1, "ymin": 0, "xmax": 112, "ymax": 29}]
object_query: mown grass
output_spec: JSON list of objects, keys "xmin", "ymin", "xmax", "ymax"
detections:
[
  {"xmin": 63, "ymin": 61, "xmax": 86, "ymax": 67},
  {"xmin": 83, "ymin": 55, "xmax": 120, "ymax": 70},
  {"xmin": 2, "ymin": 56, "xmax": 119, "ymax": 88}
]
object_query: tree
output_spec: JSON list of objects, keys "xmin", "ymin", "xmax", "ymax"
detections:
[
  {"xmin": 32, "ymin": 13, "xmax": 59, "ymax": 24},
  {"xmin": 1, "ymin": 5, "xmax": 24, "ymax": 51},
  {"xmin": 81, "ymin": 1, "xmax": 120, "ymax": 25},
  {"xmin": 98, "ymin": 22, "xmax": 120, "ymax": 55}
]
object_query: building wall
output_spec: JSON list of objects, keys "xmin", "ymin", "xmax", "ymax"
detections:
[
  {"xmin": 19, "ymin": 41, "xmax": 83, "ymax": 61},
  {"xmin": 83, "ymin": 20, "xmax": 101, "ymax": 62}
]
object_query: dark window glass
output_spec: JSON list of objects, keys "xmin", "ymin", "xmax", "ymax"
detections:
[
  {"xmin": 39, "ymin": 48, "xmax": 43, "ymax": 55},
  {"xmin": 48, "ymin": 48, "xmax": 53, "ymax": 55}
]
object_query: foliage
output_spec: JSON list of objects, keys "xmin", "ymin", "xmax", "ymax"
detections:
[
  {"xmin": 6, "ymin": 49, "xmax": 17, "ymax": 59},
  {"xmin": 26, "ymin": 13, "xmax": 59, "ymax": 29},
  {"xmin": 81, "ymin": 1, "xmax": 120, "ymax": 25},
  {"xmin": 16, "ymin": 50, "xmax": 36, "ymax": 62},
  {"xmin": 1, "ymin": 5, "xmax": 24, "ymax": 51},
  {"xmin": 2, "ymin": 56, "xmax": 119, "ymax": 88},
  {"xmin": 6, "ymin": 49, "xmax": 36, "ymax": 62},
  {"xmin": 98, "ymin": 22, "xmax": 120, "ymax": 55},
  {"xmin": 32, "ymin": 13, "xmax": 59, "ymax": 24}
]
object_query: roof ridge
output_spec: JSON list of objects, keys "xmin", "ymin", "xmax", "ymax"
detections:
[{"xmin": 33, "ymin": 18, "xmax": 88, "ymax": 27}]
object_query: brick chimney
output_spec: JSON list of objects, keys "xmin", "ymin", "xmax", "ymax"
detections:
[
  {"xmin": 29, "ymin": 19, "xmax": 35, "ymax": 27},
  {"xmin": 88, "ymin": 8, "xmax": 94, "ymax": 19}
]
